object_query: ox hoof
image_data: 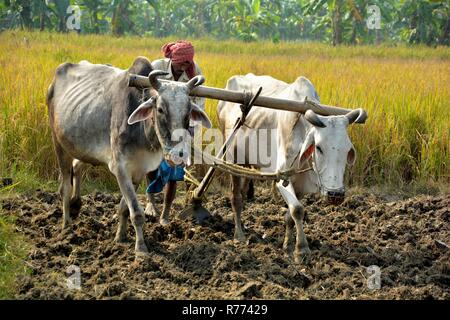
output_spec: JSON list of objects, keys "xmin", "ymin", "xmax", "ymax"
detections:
[
  {"xmin": 159, "ymin": 217, "xmax": 169, "ymax": 226},
  {"xmin": 135, "ymin": 242, "xmax": 149, "ymax": 254},
  {"xmin": 145, "ymin": 203, "xmax": 159, "ymax": 217},
  {"xmin": 294, "ymin": 248, "xmax": 311, "ymax": 265},
  {"xmin": 62, "ymin": 218, "xmax": 72, "ymax": 230},
  {"xmin": 114, "ymin": 233, "xmax": 129, "ymax": 244},
  {"xmin": 69, "ymin": 197, "xmax": 82, "ymax": 216},
  {"xmin": 283, "ymin": 241, "xmax": 294, "ymax": 254},
  {"xmin": 233, "ymin": 231, "xmax": 246, "ymax": 244},
  {"xmin": 135, "ymin": 251, "xmax": 152, "ymax": 263}
]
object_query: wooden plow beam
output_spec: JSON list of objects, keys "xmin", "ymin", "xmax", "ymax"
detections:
[{"xmin": 128, "ymin": 74, "xmax": 368, "ymax": 122}]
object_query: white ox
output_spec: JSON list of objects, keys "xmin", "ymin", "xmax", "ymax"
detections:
[{"xmin": 217, "ymin": 73, "xmax": 366, "ymax": 263}]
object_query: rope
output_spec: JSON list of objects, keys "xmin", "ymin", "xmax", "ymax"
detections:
[
  {"xmin": 191, "ymin": 144, "xmax": 313, "ymax": 182},
  {"xmin": 183, "ymin": 169, "xmax": 201, "ymax": 186},
  {"xmin": 184, "ymin": 87, "xmax": 315, "ymax": 186}
]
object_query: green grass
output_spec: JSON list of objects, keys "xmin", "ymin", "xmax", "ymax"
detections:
[{"xmin": 0, "ymin": 213, "xmax": 29, "ymax": 299}]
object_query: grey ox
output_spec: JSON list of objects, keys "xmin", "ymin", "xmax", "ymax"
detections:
[
  {"xmin": 47, "ymin": 57, "xmax": 211, "ymax": 254},
  {"xmin": 217, "ymin": 73, "xmax": 366, "ymax": 263}
]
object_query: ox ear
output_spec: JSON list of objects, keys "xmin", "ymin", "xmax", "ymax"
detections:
[
  {"xmin": 190, "ymin": 103, "xmax": 212, "ymax": 128},
  {"xmin": 128, "ymin": 96, "xmax": 156, "ymax": 125},
  {"xmin": 347, "ymin": 145, "xmax": 356, "ymax": 166},
  {"xmin": 299, "ymin": 130, "xmax": 315, "ymax": 164}
]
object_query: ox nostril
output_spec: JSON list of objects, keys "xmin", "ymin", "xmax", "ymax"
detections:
[
  {"xmin": 326, "ymin": 191, "xmax": 345, "ymax": 205},
  {"xmin": 327, "ymin": 190, "xmax": 345, "ymax": 199},
  {"xmin": 179, "ymin": 150, "xmax": 184, "ymax": 158}
]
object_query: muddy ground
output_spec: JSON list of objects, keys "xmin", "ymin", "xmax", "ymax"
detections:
[{"xmin": 0, "ymin": 186, "xmax": 449, "ymax": 300}]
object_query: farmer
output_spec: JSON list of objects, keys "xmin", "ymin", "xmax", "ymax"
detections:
[{"xmin": 145, "ymin": 40, "xmax": 206, "ymax": 224}]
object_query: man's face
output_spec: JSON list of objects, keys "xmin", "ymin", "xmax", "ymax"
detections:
[{"xmin": 172, "ymin": 61, "xmax": 191, "ymax": 74}]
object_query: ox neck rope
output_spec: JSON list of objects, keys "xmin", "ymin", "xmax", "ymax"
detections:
[
  {"xmin": 282, "ymin": 126, "xmax": 315, "ymax": 188},
  {"xmin": 286, "ymin": 115, "xmax": 311, "ymax": 171},
  {"xmin": 292, "ymin": 126, "xmax": 324, "ymax": 193},
  {"xmin": 288, "ymin": 128, "xmax": 315, "ymax": 172},
  {"xmin": 312, "ymin": 150, "xmax": 325, "ymax": 193}
]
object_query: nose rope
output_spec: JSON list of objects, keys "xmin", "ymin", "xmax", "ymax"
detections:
[
  {"xmin": 312, "ymin": 151, "xmax": 324, "ymax": 193},
  {"xmin": 286, "ymin": 127, "xmax": 322, "ymax": 190}
]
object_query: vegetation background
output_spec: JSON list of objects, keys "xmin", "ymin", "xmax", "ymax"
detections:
[{"xmin": 1, "ymin": 0, "xmax": 449, "ymax": 46}]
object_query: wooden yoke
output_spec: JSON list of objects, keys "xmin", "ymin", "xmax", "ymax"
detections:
[{"xmin": 128, "ymin": 73, "xmax": 368, "ymax": 123}]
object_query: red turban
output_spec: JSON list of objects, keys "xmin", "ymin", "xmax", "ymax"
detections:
[{"xmin": 162, "ymin": 40, "xmax": 196, "ymax": 79}]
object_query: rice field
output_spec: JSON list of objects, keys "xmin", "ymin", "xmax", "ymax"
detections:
[{"xmin": 0, "ymin": 30, "xmax": 449, "ymax": 190}]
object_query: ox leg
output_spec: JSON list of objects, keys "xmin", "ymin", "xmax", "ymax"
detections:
[
  {"xmin": 231, "ymin": 175, "xmax": 246, "ymax": 242},
  {"xmin": 144, "ymin": 170, "xmax": 160, "ymax": 218},
  {"xmin": 112, "ymin": 165, "xmax": 148, "ymax": 254},
  {"xmin": 70, "ymin": 159, "xmax": 84, "ymax": 216},
  {"xmin": 114, "ymin": 195, "xmax": 130, "ymax": 243},
  {"xmin": 283, "ymin": 211, "xmax": 295, "ymax": 254},
  {"xmin": 241, "ymin": 178, "xmax": 255, "ymax": 201},
  {"xmin": 115, "ymin": 183, "xmax": 140, "ymax": 243},
  {"xmin": 160, "ymin": 181, "xmax": 176, "ymax": 226},
  {"xmin": 276, "ymin": 181, "xmax": 310, "ymax": 264},
  {"xmin": 54, "ymin": 143, "xmax": 73, "ymax": 229}
]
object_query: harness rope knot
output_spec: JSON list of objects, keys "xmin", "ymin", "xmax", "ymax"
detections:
[
  {"xmin": 189, "ymin": 144, "xmax": 313, "ymax": 183},
  {"xmin": 239, "ymin": 90, "xmax": 254, "ymax": 125}
]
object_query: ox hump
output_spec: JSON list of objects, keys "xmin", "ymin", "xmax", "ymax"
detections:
[{"xmin": 128, "ymin": 56, "xmax": 153, "ymax": 76}]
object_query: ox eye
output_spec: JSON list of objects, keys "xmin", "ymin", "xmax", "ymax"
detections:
[
  {"xmin": 316, "ymin": 145, "xmax": 323, "ymax": 154},
  {"xmin": 157, "ymin": 107, "xmax": 164, "ymax": 114}
]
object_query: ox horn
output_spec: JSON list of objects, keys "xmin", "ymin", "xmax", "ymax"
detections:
[
  {"xmin": 305, "ymin": 109, "xmax": 326, "ymax": 128},
  {"xmin": 346, "ymin": 108, "xmax": 368, "ymax": 124},
  {"xmin": 186, "ymin": 75, "xmax": 205, "ymax": 91},
  {"xmin": 149, "ymin": 70, "xmax": 169, "ymax": 90}
]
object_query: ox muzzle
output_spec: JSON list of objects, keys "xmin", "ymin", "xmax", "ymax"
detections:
[
  {"xmin": 163, "ymin": 145, "xmax": 190, "ymax": 167},
  {"xmin": 324, "ymin": 188, "xmax": 346, "ymax": 205}
]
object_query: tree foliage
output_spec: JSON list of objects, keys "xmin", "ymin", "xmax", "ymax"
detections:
[{"xmin": 0, "ymin": 0, "xmax": 448, "ymax": 45}]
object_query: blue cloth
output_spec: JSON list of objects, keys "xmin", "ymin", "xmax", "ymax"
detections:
[{"xmin": 146, "ymin": 159, "xmax": 185, "ymax": 194}]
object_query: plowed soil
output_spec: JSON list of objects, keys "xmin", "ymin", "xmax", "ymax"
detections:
[{"xmin": 1, "ymin": 187, "xmax": 449, "ymax": 300}]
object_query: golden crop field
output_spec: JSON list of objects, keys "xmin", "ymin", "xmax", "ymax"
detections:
[{"xmin": 0, "ymin": 30, "xmax": 449, "ymax": 190}]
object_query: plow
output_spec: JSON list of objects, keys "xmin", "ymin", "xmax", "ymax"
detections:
[{"xmin": 128, "ymin": 73, "xmax": 368, "ymax": 223}]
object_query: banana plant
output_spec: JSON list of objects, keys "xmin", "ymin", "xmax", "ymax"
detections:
[
  {"xmin": 0, "ymin": 0, "xmax": 21, "ymax": 29},
  {"xmin": 45, "ymin": 0, "xmax": 70, "ymax": 32},
  {"xmin": 227, "ymin": 0, "xmax": 280, "ymax": 41},
  {"xmin": 1, "ymin": 0, "xmax": 32, "ymax": 29},
  {"xmin": 78, "ymin": 0, "xmax": 109, "ymax": 34},
  {"xmin": 397, "ymin": 0, "xmax": 449, "ymax": 45},
  {"xmin": 0, "ymin": 0, "xmax": 448, "ymax": 45},
  {"xmin": 302, "ymin": 0, "xmax": 398, "ymax": 44}
]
